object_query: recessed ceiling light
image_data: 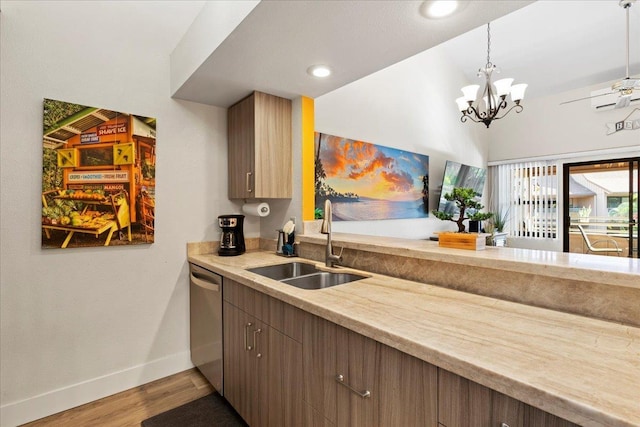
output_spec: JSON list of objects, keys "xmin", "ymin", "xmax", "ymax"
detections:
[
  {"xmin": 423, "ymin": 0, "xmax": 459, "ymax": 19},
  {"xmin": 307, "ymin": 65, "xmax": 331, "ymax": 78}
]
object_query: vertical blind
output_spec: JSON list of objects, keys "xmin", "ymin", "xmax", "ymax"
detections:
[{"xmin": 489, "ymin": 161, "xmax": 559, "ymax": 239}]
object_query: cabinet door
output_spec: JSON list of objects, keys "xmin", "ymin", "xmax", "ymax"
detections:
[
  {"xmin": 524, "ymin": 406, "xmax": 580, "ymax": 427},
  {"xmin": 224, "ymin": 293, "xmax": 303, "ymax": 427},
  {"xmin": 438, "ymin": 369, "xmax": 491, "ymax": 427},
  {"xmin": 303, "ymin": 314, "xmax": 438, "ymax": 427},
  {"xmin": 378, "ymin": 344, "xmax": 438, "ymax": 427},
  {"xmin": 253, "ymin": 91, "xmax": 292, "ymax": 198},
  {"xmin": 439, "ymin": 369, "xmax": 582, "ymax": 427},
  {"xmin": 303, "ymin": 400, "xmax": 336, "ymax": 427},
  {"xmin": 259, "ymin": 324, "xmax": 303, "ymax": 427},
  {"xmin": 492, "ymin": 391, "xmax": 525, "ymax": 427},
  {"xmin": 223, "ymin": 301, "xmax": 256, "ymax": 424},
  {"xmin": 303, "ymin": 315, "xmax": 376, "ymax": 426},
  {"xmin": 335, "ymin": 326, "xmax": 378, "ymax": 427},
  {"xmin": 227, "ymin": 91, "xmax": 292, "ymax": 199},
  {"xmin": 303, "ymin": 313, "xmax": 338, "ymax": 424},
  {"xmin": 228, "ymin": 93, "xmax": 256, "ymax": 199}
]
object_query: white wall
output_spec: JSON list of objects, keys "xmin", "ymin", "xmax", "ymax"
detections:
[
  {"xmin": 0, "ymin": 2, "xmax": 250, "ymax": 425},
  {"xmin": 488, "ymin": 81, "xmax": 640, "ymax": 162},
  {"xmin": 315, "ymin": 45, "xmax": 489, "ymax": 239}
]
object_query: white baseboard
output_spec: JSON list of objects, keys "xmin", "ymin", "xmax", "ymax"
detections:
[{"xmin": 0, "ymin": 351, "xmax": 194, "ymax": 427}]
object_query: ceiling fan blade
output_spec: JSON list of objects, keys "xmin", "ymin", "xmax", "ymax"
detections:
[
  {"xmin": 559, "ymin": 91, "xmax": 615, "ymax": 106},
  {"xmin": 615, "ymin": 95, "xmax": 632, "ymax": 109}
]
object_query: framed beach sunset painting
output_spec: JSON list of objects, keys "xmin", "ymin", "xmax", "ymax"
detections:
[{"xmin": 315, "ymin": 132, "xmax": 429, "ymax": 221}]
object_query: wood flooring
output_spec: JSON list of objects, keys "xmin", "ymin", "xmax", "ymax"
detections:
[{"xmin": 21, "ymin": 368, "xmax": 214, "ymax": 427}]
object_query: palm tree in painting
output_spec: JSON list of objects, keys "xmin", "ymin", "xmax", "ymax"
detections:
[
  {"xmin": 421, "ymin": 174, "xmax": 429, "ymax": 213},
  {"xmin": 315, "ymin": 132, "xmax": 359, "ymax": 205}
]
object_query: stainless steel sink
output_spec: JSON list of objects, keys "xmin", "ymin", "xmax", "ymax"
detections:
[
  {"xmin": 247, "ymin": 261, "xmax": 367, "ymax": 290},
  {"xmin": 247, "ymin": 262, "xmax": 319, "ymax": 281},
  {"xmin": 280, "ymin": 272, "xmax": 367, "ymax": 290}
]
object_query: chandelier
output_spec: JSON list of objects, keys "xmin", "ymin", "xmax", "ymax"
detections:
[{"xmin": 456, "ymin": 23, "xmax": 528, "ymax": 128}]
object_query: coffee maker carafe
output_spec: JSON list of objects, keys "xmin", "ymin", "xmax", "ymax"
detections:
[{"xmin": 218, "ymin": 214, "xmax": 245, "ymax": 256}]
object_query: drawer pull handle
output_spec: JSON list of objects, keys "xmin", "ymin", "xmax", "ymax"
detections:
[
  {"xmin": 244, "ymin": 322, "xmax": 253, "ymax": 351},
  {"xmin": 335, "ymin": 374, "xmax": 370, "ymax": 398},
  {"xmin": 246, "ymin": 172, "xmax": 253, "ymax": 193},
  {"xmin": 254, "ymin": 328, "xmax": 262, "ymax": 358},
  {"xmin": 501, "ymin": 423, "xmax": 511, "ymax": 427}
]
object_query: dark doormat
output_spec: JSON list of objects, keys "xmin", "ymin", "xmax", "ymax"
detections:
[{"xmin": 141, "ymin": 393, "xmax": 247, "ymax": 427}]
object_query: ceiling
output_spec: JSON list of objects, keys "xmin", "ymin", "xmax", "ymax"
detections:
[
  {"xmin": 441, "ymin": 0, "xmax": 640, "ymax": 100},
  {"xmin": 171, "ymin": 0, "xmax": 640, "ymax": 108}
]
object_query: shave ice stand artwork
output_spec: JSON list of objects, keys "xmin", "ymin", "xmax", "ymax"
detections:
[
  {"xmin": 42, "ymin": 99, "xmax": 156, "ymax": 248},
  {"xmin": 315, "ymin": 132, "xmax": 429, "ymax": 221}
]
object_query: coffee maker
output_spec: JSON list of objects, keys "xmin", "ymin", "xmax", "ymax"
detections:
[{"xmin": 218, "ymin": 214, "xmax": 246, "ymax": 256}]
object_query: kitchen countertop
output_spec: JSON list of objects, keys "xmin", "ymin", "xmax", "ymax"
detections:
[
  {"xmin": 299, "ymin": 232, "xmax": 640, "ymax": 290},
  {"xmin": 188, "ymin": 250, "xmax": 640, "ymax": 427}
]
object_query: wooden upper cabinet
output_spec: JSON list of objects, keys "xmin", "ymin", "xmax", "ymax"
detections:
[{"xmin": 227, "ymin": 91, "xmax": 292, "ymax": 199}]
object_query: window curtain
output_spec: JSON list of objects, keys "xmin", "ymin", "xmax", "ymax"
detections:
[{"xmin": 488, "ymin": 161, "xmax": 558, "ymax": 239}]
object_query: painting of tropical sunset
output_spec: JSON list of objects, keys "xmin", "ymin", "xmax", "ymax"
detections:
[{"xmin": 315, "ymin": 132, "xmax": 429, "ymax": 221}]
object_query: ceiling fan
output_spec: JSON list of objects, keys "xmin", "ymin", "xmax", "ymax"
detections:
[{"xmin": 561, "ymin": 0, "xmax": 640, "ymax": 108}]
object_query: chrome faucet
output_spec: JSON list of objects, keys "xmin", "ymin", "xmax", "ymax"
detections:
[{"xmin": 321, "ymin": 200, "xmax": 343, "ymax": 267}]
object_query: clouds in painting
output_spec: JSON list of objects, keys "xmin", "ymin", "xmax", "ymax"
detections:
[{"xmin": 315, "ymin": 132, "xmax": 429, "ymax": 202}]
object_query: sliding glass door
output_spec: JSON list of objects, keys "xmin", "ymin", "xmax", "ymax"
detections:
[{"xmin": 563, "ymin": 158, "xmax": 639, "ymax": 258}]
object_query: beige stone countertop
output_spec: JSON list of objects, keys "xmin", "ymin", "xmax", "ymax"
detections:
[
  {"xmin": 188, "ymin": 250, "xmax": 640, "ymax": 427},
  {"xmin": 298, "ymin": 232, "xmax": 640, "ymax": 289}
]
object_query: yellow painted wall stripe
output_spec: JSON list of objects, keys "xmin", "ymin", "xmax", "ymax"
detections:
[{"xmin": 301, "ymin": 96, "xmax": 315, "ymax": 221}]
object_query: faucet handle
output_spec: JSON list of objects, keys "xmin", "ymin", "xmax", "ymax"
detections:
[{"xmin": 336, "ymin": 246, "xmax": 344, "ymax": 259}]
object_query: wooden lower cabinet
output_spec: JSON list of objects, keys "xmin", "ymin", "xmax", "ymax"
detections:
[
  {"xmin": 524, "ymin": 407, "xmax": 580, "ymax": 427},
  {"xmin": 378, "ymin": 344, "xmax": 438, "ymax": 426},
  {"xmin": 438, "ymin": 369, "xmax": 580, "ymax": 427},
  {"xmin": 302, "ymin": 314, "xmax": 438, "ymax": 427},
  {"xmin": 223, "ymin": 299, "xmax": 302, "ymax": 427},
  {"xmin": 223, "ymin": 301, "xmax": 255, "ymax": 423},
  {"xmin": 222, "ymin": 279, "xmax": 578, "ymax": 427}
]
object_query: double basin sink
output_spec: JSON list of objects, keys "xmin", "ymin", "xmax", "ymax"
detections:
[{"xmin": 247, "ymin": 262, "xmax": 367, "ymax": 290}]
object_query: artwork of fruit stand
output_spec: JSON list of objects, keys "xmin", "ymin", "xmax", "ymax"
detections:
[
  {"xmin": 315, "ymin": 132, "xmax": 429, "ymax": 221},
  {"xmin": 42, "ymin": 99, "xmax": 156, "ymax": 249}
]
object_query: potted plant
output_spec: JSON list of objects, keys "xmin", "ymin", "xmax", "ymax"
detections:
[
  {"xmin": 578, "ymin": 205, "xmax": 591, "ymax": 223},
  {"xmin": 485, "ymin": 209, "xmax": 509, "ymax": 246},
  {"xmin": 432, "ymin": 187, "xmax": 493, "ymax": 250}
]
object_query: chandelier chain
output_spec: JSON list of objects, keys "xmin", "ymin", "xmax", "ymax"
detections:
[{"xmin": 486, "ymin": 23, "xmax": 491, "ymax": 67}]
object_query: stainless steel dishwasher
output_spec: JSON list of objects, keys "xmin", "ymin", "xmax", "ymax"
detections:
[{"xmin": 189, "ymin": 262, "xmax": 223, "ymax": 394}]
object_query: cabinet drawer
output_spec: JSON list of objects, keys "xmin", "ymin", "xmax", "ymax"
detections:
[
  {"xmin": 438, "ymin": 369, "xmax": 579, "ymax": 427},
  {"xmin": 303, "ymin": 313, "xmax": 438, "ymax": 427}
]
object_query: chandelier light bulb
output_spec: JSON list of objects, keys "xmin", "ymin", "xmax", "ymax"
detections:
[
  {"xmin": 493, "ymin": 78, "xmax": 514, "ymax": 97},
  {"xmin": 483, "ymin": 95, "xmax": 499, "ymax": 110},
  {"xmin": 461, "ymin": 84, "xmax": 480, "ymax": 102},
  {"xmin": 510, "ymin": 83, "xmax": 528, "ymax": 102},
  {"xmin": 455, "ymin": 97, "xmax": 469, "ymax": 112}
]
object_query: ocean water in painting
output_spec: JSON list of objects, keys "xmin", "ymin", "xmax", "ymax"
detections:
[{"xmin": 332, "ymin": 198, "xmax": 427, "ymax": 221}]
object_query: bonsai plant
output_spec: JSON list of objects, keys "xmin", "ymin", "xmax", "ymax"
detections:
[{"xmin": 432, "ymin": 187, "xmax": 493, "ymax": 233}]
